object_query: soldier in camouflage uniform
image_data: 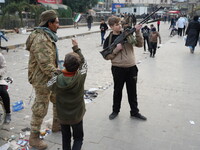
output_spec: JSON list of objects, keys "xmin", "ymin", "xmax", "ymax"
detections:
[{"xmin": 26, "ymin": 10, "xmax": 60, "ymax": 150}]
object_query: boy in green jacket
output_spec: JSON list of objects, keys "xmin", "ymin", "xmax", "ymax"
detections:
[{"xmin": 47, "ymin": 39, "xmax": 87, "ymax": 150}]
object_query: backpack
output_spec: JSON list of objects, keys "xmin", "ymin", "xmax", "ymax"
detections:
[{"xmin": 142, "ymin": 29, "xmax": 149, "ymax": 37}]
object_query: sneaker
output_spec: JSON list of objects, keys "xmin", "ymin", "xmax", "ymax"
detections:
[
  {"xmin": 131, "ymin": 113, "xmax": 147, "ymax": 121},
  {"xmin": 109, "ymin": 112, "xmax": 118, "ymax": 120},
  {"xmin": 4, "ymin": 113, "xmax": 11, "ymax": 124}
]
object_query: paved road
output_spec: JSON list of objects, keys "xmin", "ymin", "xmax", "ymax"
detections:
[{"xmin": 1, "ymin": 22, "xmax": 200, "ymax": 150}]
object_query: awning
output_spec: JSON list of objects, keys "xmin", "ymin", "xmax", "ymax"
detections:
[
  {"xmin": 98, "ymin": 2, "xmax": 105, "ymax": 4},
  {"xmin": 168, "ymin": 11, "xmax": 180, "ymax": 13},
  {"xmin": 40, "ymin": 3, "xmax": 69, "ymax": 10},
  {"xmin": 156, "ymin": 11, "xmax": 166, "ymax": 14}
]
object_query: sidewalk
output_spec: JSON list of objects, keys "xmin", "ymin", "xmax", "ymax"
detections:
[
  {"xmin": 1, "ymin": 22, "xmax": 200, "ymax": 150},
  {"xmin": 1, "ymin": 25, "xmax": 101, "ymax": 49}
]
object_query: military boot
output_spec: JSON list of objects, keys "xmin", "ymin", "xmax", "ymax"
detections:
[
  {"xmin": 29, "ymin": 132, "xmax": 47, "ymax": 150},
  {"xmin": 52, "ymin": 118, "xmax": 61, "ymax": 132}
]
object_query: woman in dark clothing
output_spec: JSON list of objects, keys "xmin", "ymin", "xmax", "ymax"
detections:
[{"xmin": 185, "ymin": 16, "xmax": 200, "ymax": 53}]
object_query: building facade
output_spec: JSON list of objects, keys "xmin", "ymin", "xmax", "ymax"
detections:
[
  {"xmin": 96, "ymin": 0, "xmax": 172, "ymax": 11},
  {"xmin": 112, "ymin": 0, "xmax": 171, "ymax": 4}
]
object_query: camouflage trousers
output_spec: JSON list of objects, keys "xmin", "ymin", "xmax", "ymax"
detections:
[{"xmin": 30, "ymin": 85, "xmax": 58, "ymax": 133}]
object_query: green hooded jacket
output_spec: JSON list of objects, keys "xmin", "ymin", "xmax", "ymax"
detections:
[{"xmin": 47, "ymin": 46, "xmax": 87, "ymax": 125}]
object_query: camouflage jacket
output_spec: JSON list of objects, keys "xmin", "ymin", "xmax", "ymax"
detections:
[{"xmin": 26, "ymin": 28, "xmax": 58, "ymax": 86}]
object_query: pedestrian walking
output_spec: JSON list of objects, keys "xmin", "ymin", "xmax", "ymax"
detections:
[
  {"xmin": 124, "ymin": 13, "xmax": 133, "ymax": 28},
  {"xmin": 103, "ymin": 16, "xmax": 147, "ymax": 121},
  {"xmin": 163, "ymin": 15, "xmax": 167, "ymax": 23},
  {"xmin": 0, "ymin": 52, "xmax": 11, "ymax": 124},
  {"xmin": 150, "ymin": 24, "xmax": 156, "ymax": 32},
  {"xmin": 86, "ymin": 14, "xmax": 93, "ymax": 31},
  {"xmin": 169, "ymin": 16, "xmax": 175, "ymax": 29},
  {"xmin": 141, "ymin": 25, "xmax": 150, "ymax": 51},
  {"xmin": 26, "ymin": 10, "xmax": 61, "ymax": 150},
  {"xmin": 47, "ymin": 39, "xmax": 87, "ymax": 150},
  {"xmin": 157, "ymin": 20, "xmax": 160, "ymax": 32},
  {"xmin": 170, "ymin": 26, "xmax": 178, "ymax": 37},
  {"xmin": 0, "ymin": 31, "xmax": 9, "ymax": 51},
  {"xmin": 100, "ymin": 18, "xmax": 108, "ymax": 46},
  {"xmin": 149, "ymin": 28, "xmax": 161, "ymax": 57},
  {"xmin": 167, "ymin": 15, "xmax": 171, "ymax": 24},
  {"xmin": 182, "ymin": 15, "xmax": 189, "ymax": 36},
  {"xmin": 185, "ymin": 16, "xmax": 200, "ymax": 54},
  {"xmin": 74, "ymin": 12, "xmax": 82, "ymax": 29},
  {"xmin": 176, "ymin": 16, "xmax": 186, "ymax": 37}
]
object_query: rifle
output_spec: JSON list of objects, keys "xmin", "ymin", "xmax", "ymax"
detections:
[
  {"xmin": 146, "ymin": 18, "xmax": 162, "ymax": 24},
  {"xmin": 100, "ymin": 6, "xmax": 163, "ymax": 59}
]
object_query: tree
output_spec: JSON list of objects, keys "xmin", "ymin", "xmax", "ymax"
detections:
[
  {"xmin": 29, "ymin": 4, "xmax": 47, "ymax": 26},
  {"xmin": 2, "ymin": 1, "xmax": 29, "ymax": 26},
  {"xmin": 2, "ymin": 0, "xmax": 46, "ymax": 27},
  {"xmin": 63, "ymin": 0, "xmax": 98, "ymax": 12}
]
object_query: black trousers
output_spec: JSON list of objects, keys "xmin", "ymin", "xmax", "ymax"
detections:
[
  {"xmin": 182, "ymin": 26, "xmax": 186, "ymax": 36},
  {"xmin": 157, "ymin": 24, "xmax": 160, "ymax": 32},
  {"xmin": 0, "ymin": 85, "xmax": 10, "ymax": 114},
  {"xmin": 61, "ymin": 120, "xmax": 83, "ymax": 150},
  {"xmin": 178, "ymin": 28, "xmax": 183, "ymax": 36},
  {"xmin": 150, "ymin": 42, "xmax": 157, "ymax": 56},
  {"xmin": 111, "ymin": 66, "xmax": 139, "ymax": 115},
  {"xmin": 143, "ymin": 36, "xmax": 150, "ymax": 51}
]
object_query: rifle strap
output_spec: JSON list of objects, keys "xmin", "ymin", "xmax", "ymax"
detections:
[{"xmin": 108, "ymin": 31, "xmax": 113, "ymax": 47}]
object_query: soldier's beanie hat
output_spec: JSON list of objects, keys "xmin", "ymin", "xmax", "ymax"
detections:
[{"xmin": 39, "ymin": 10, "xmax": 57, "ymax": 26}]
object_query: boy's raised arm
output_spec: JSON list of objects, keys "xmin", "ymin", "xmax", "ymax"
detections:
[{"xmin": 71, "ymin": 39, "xmax": 85, "ymax": 66}]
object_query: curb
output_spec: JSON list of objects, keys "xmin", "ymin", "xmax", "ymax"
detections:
[{"xmin": 2, "ymin": 22, "xmax": 101, "ymax": 33}]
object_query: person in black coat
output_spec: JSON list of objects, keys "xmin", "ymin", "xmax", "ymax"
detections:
[
  {"xmin": 141, "ymin": 25, "xmax": 150, "ymax": 51},
  {"xmin": 86, "ymin": 14, "xmax": 93, "ymax": 31},
  {"xmin": 185, "ymin": 16, "xmax": 200, "ymax": 53}
]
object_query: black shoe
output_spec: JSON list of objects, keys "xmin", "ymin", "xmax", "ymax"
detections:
[
  {"xmin": 131, "ymin": 113, "xmax": 147, "ymax": 121},
  {"xmin": 4, "ymin": 113, "xmax": 11, "ymax": 124},
  {"xmin": 6, "ymin": 47, "xmax": 9, "ymax": 52},
  {"xmin": 109, "ymin": 112, "xmax": 118, "ymax": 120}
]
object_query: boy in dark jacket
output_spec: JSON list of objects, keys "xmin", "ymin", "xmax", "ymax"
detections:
[
  {"xmin": 141, "ymin": 25, "xmax": 150, "ymax": 51},
  {"xmin": 47, "ymin": 39, "xmax": 87, "ymax": 150},
  {"xmin": 100, "ymin": 18, "xmax": 108, "ymax": 46}
]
